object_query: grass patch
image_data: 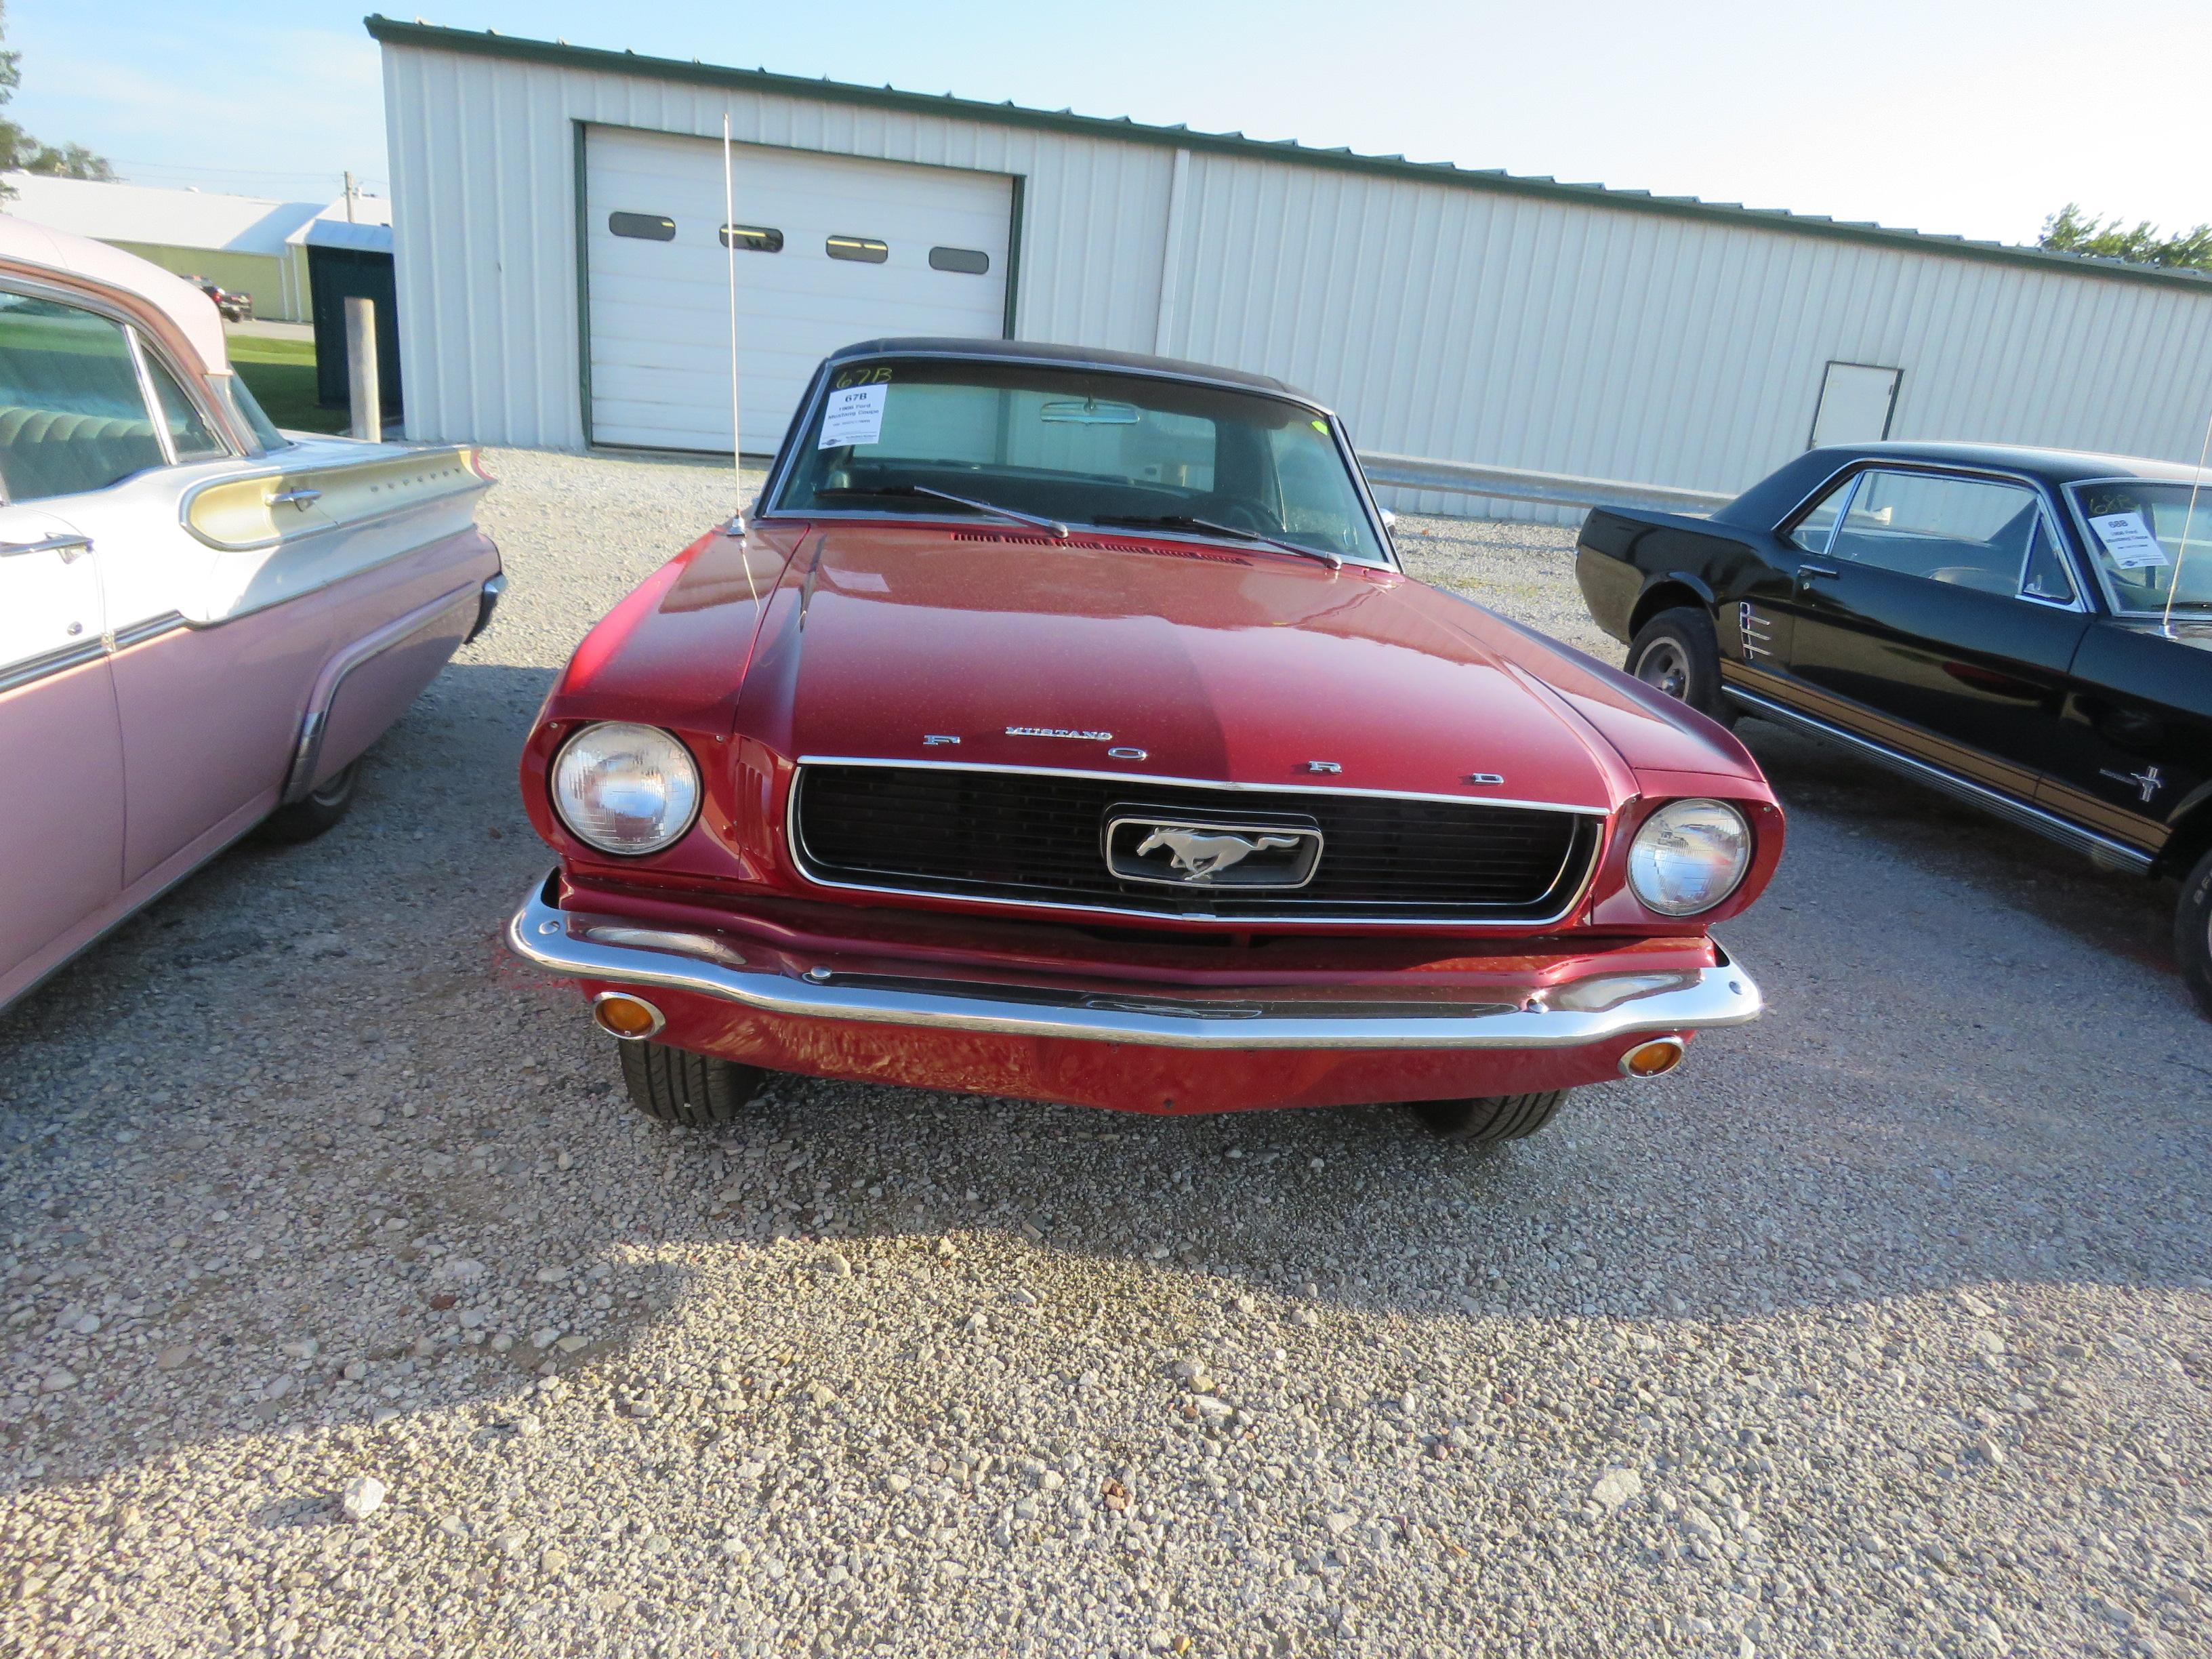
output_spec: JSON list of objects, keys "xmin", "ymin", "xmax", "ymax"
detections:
[{"xmin": 225, "ymin": 334, "xmax": 347, "ymax": 435}]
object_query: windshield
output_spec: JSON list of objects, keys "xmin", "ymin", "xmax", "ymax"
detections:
[
  {"xmin": 772, "ymin": 356, "xmax": 1389, "ymax": 566},
  {"xmin": 2068, "ymin": 480, "xmax": 2212, "ymax": 613}
]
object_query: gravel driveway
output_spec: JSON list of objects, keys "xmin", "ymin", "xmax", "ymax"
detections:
[{"xmin": 3, "ymin": 448, "xmax": 2207, "ymax": 1658}]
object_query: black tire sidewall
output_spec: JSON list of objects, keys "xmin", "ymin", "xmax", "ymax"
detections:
[
  {"xmin": 619, "ymin": 1039, "xmax": 769, "ymax": 1127},
  {"xmin": 255, "ymin": 760, "xmax": 361, "ymax": 845},
  {"xmin": 2176, "ymin": 847, "xmax": 2212, "ymax": 1018},
  {"xmin": 1627, "ymin": 607, "xmax": 1731, "ymax": 724},
  {"xmin": 1411, "ymin": 1090, "xmax": 1568, "ymax": 1143}
]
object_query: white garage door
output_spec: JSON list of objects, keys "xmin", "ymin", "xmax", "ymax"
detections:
[{"xmin": 583, "ymin": 127, "xmax": 1013, "ymax": 453}]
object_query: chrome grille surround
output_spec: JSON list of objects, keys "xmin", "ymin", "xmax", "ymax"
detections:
[{"xmin": 787, "ymin": 758, "xmax": 1605, "ymax": 927}]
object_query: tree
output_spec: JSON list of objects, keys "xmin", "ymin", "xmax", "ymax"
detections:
[
  {"xmin": 0, "ymin": 2, "xmax": 114, "ymax": 196},
  {"xmin": 2039, "ymin": 203, "xmax": 2212, "ymax": 273}
]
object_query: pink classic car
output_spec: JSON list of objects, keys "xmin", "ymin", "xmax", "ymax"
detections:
[{"xmin": 0, "ymin": 220, "xmax": 501, "ymax": 1009}]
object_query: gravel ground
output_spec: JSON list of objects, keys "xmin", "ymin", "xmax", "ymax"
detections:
[{"xmin": 2, "ymin": 448, "xmax": 2207, "ymax": 1658}]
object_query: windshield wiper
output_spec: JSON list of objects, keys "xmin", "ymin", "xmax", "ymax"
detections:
[
  {"xmin": 1098, "ymin": 513, "xmax": 1341, "ymax": 570},
  {"xmin": 811, "ymin": 483, "xmax": 1067, "ymax": 539}
]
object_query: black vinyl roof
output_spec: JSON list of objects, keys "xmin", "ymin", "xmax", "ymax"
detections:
[
  {"xmin": 827, "ymin": 337, "xmax": 1315, "ymax": 402},
  {"xmin": 367, "ymin": 16, "xmax": 2212, "ymax": 297},
  {"xmin": 1839, "ymin": 439, "xmax": 2212, "ymax": 485},
  {"xmin": 1721, "ymin": 441, "xmax": 2212, "ymax": 527}
]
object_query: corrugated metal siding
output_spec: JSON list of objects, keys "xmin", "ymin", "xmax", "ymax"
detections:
[
  {"xmin": 384, "ymin": 43, "xmax": 1171, "ymax": 448},
  {"xmin": 1156, "ymin": 148, "xmax": 2212, "ymax": 520},
  {"xmin": 384, "ymin": 40, "xmax": 2212, "ymax": 524}
]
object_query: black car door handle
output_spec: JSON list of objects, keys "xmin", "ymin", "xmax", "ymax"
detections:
[{"xmin": 1795, "ymin": 563, "xmax": 1839, "ymax": 588}]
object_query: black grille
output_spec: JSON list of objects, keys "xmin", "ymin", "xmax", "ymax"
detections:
[{"xmin": 792, "ymin": 764, "xmax": 1597, "ymax": 921}]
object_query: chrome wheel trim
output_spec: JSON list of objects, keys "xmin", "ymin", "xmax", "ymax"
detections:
[
  {"xmin": 307, "ymin": 765, "xmax": 354, "ymax": 808},
  {"xmin": 1635, "ymin": 638, "xmax": 1692, "ymax": 701}
]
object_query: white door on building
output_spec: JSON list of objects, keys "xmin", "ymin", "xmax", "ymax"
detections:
[
  {"xmin": 583, "ymin": 127, "xmax": 1014, "ymax": 453},
  {"xmin": 1808, "ymin": 361, "xmax": 1902, "ymax": 448}
]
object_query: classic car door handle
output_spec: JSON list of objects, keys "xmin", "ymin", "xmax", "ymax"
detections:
[
  {"xmin": 268, "ymin": 487, "xmax": 323, "ymax": 509},
  {"xmin": 0, "ymin": 533, "xmax": 92, "ymax": 562},
  {"xmin": 1795, "ymin": 562, "xmax": 1839, "ymax": 587}
]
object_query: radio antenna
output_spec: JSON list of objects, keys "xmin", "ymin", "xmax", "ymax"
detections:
[
  {"xmin": 722, "ymin": 113, "xmax": 745, "ymax": 539},
  {"xmin": 2165, "ymin": 394, "xmax": 2212, "ymax": 638}
]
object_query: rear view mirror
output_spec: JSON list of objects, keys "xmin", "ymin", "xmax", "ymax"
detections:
[{"xmin": 1040, "ymin": 398, "xmax": 1140, "ymax": 426}]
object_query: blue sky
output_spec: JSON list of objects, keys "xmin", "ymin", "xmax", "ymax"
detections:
[{"xmin": 14, "ymin": 0, "xmax": 2209, "ymax": 245}]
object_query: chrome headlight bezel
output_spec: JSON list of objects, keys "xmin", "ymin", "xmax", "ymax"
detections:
[
  {"xmin": 550, "ymin": 722, "xmax": 702, "ymax": 857},
  {"xmin": 1626, "ymin": 798, "xmax": 1752, "ymax": 918}
]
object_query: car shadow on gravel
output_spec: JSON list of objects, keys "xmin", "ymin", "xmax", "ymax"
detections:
[
  {"xmin": 3, "ymin": 661, "xmax": 2209, "ymax": 1492},
  {"xmin": 1734, "ymin": 720, "xmax": 2183, "ymax": 987}
]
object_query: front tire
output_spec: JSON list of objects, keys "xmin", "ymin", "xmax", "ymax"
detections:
[
  {"xmin": 2175, "ymin": 846, "xmax": 2212, "ymax": 1020},
  {"xmin": 1626, "ymin": 607, "xmax": 1735, "ymax": 727},
  {"xmin": 255, "ymin": 759, "xmax": 361, "ymax": 845},
  {"xmin": 1408, "ymin": 1090, "xmax": 1566, "ymax": 1145},
  {"xmin": 617, "ymin": 1040, "xmax": 769, "ymax": 1128}
]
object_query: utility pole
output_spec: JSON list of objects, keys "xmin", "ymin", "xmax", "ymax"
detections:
[{"xmin": 343, "ymin": 170, "xmax": 356, "ymax": 224}]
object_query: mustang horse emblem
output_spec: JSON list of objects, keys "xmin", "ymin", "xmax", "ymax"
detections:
[{"xmin": 1135, "ymin": 827, "xmax": 1302, "ymax": 881}]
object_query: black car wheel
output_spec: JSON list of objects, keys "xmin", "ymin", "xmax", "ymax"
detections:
[
  {"xmin": 617, "ymin": 1039, "xmax": 770, "ymax": 1128},
  {"xmin": 2176, "ymin": 845, "xmax": 2212, "ymax": 1019},
  {"xmin": 254, "ymin": 760, "xmax": 362, "ymax": 844},
  {"xmin": 1626, "ymin": 607, "xmax": 1735, "ymax": 727},
  {"xmin": 1408, "ymin": 1090, "xmax": 1566, "ymax": 1146}
]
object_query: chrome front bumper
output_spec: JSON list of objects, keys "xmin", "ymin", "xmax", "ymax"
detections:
[{"xmin": 506, "ymin": 876, "xmax": 1763, "ymax": 1052}]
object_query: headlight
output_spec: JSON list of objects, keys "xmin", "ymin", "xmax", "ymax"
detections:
[
  {"xmin": 550, "ymin": 722, "xmax": 701, "ymax": 856},
  {"xmin": 1627, "ymin": 798, "xmax": 1750, "ymax": 916}
]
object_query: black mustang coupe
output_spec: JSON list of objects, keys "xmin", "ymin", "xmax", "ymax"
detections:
[{"xmin": 1576, "ymin": 441, "xmax": 2212, "ymax": 1015}]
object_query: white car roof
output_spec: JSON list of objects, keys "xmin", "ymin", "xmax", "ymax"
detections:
[{"xmin": 0, "ymin": 213, "xmax": 231, "ymax": 371}]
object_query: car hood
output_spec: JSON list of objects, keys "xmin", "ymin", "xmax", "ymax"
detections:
[{"xmin": 770, "ymin": 524, "xmax": 1639, "ymax": 810}]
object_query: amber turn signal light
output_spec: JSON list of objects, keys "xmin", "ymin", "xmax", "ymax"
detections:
[
  {"xmin": 591, "ymin": 991, "xmax": 665, "ymax": 1040},
  {"xmin": 1618, "ymin": 1036, "xmax": 1686, "ymax": 1079}
]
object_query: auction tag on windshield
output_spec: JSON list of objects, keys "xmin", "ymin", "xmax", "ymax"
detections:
[
  {"xmin": 2089, "ymin": 511, "xmax": 2170, "ymax": 569},
  {"xmin": 818, "ymin": 382, "xmax": 887, "ymax": 449}
]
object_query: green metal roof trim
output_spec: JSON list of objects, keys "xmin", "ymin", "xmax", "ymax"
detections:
[{"xmin": 365, "ymin": 16, "xmax": 2212, "ymax": 294}]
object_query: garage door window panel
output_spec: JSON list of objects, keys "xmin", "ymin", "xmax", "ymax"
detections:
[
  {"xmin": 608, "ymin": 213, "xmax": 677, "ymax": 241},
  {"xmin": 826, "ymin": 237, "xmax": 890, "ymax": 264},
  {"xmin": 928, "ymin": 247, "xmax": 991, "ymax": 275},
  {"xmin": 1829, "ymin": 470, "xmax": 2046, "ymax": 595},
  {"xmin": 0, "ymin": 293, "xmax": 167, "ymax": 501},
  {"xmin": 720, "ymin": 225, "xmax": 784, "ymax": 253}
]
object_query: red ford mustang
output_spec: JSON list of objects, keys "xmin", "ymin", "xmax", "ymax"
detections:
[{"xmin": 508, "ymin": 340, "xmax": 1781, "ymax": 1147}]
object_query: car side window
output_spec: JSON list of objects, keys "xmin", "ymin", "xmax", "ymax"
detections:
[
  {"xmin": 2021, "ymin": 516, "xmax": 2076, "ymax": 604},
  {"xmin": 1786, "ymin": 475, "xmax": 1852, "ymax": 554},
  {"xmin": 142, "ymin": 346, "xmax": 228, "ymax": 463},
  {"xmin": 1828, "ymin": 469, "xmax": 2047, "ymax": 596},
  {"xmin": 0, "ymin": 291, "xmax": 167, "ymax": 501}
]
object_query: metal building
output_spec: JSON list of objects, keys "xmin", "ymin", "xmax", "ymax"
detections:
[
  {"xmin": 3, "ymin": 172, "xmax": 388, "ymax": 324},
  {"xmin": 371, "ymin": 18, "xmax": 2212, "ymax": 518}
]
